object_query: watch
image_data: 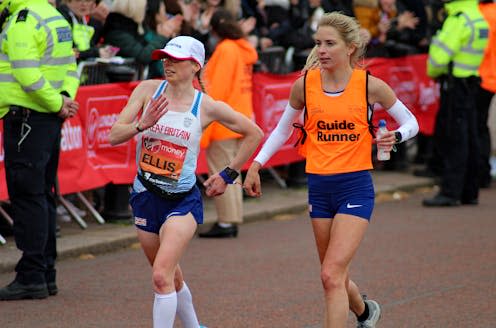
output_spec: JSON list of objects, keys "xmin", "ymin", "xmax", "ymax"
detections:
[
  {"xmin": 394, "ymin": 131, "xmax": 402, "ymax": 143},
  {"xmin": 223, "ymin": 166, "xmax": 240, "ymax": 181}
]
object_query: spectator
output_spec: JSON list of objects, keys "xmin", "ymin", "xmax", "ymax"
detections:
[
  {"xmin": 198, "ymin": 9, "xmax": 258, "ymax": 238},
  {"xmin": 143, "ymin": 0, "xmax": 184, "ymax": 78},
  {"xmin": 354, "ymin": 0, "xmax": 424, "ymax": 58},
  {"xmin": 58, "ymin": 0, "xmax": 115, "ymax": 62},
  {"xmin": 422, "ymin": 0, "xmax": 489, "ymax": 207},
  {"xmin": 284, "ymin": 0, "xmax": 325, "ymax": 52},
  {"xmin": 240, "ymin": 0, "xmax": 270, "ymax": 48},
  {"xmin": 87, "ymin": 1, "xmax": 111, "ymax": 48},
  {"xmin": 101, "ymin": 0, "xmax": 181, "ymax": 79},
  {"xmin": 194, "ymin": 0, "xmax": 233, "ymax": 36},
  {"xmin": 258, "ymin": 0, "xmax": 293, "ymax": 49},
  {"xmin": 90, "ymin": 0, "xmax": 110, "ymax": 23},
  {"xmin": 381, "ymin": 0, "xmax": 426, "ymax": 57},
  {"xmin": 398, "ymin": 0, "xmax": 429, "ymax": 51},
  {"xmin": 353, "ymin": 0, "xmax": 382, "ymax": 50},
  {"xmin": 164, "ymin": 0, "xmax": 205, "ymax": 39},
  {"xmin": 189, "ymin": 0, "xmax": 239, "ymax": 52}
]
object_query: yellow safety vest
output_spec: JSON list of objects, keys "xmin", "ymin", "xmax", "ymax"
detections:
[
  {"xmin": 0, "ymin": 0, "xmax": 79, "ymax": 118},
  {"xmin": 427, "ymin": 0, "xmax": 489, "ymax": 78},
  {"xmin": 68, "ymin": 10, "xmax": 95, "ymax": 52}
]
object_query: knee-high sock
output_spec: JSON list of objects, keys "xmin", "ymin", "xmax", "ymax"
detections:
[
  {"xmin": 176, "ymin": 282, "xmax": 200, "ymax": 328},
  {"xmin": 153, "ymin": 291, "xmax": 177, "ymax": 328}
]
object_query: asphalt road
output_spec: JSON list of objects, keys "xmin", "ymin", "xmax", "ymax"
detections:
[{"xmin": 1, "ymin": 188, "xmax": 495, "ymax": 328}]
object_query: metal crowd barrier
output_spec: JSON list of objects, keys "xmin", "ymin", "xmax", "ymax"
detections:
[
  {"xmin": 257, "ymin": 46, "xmax": 288, "ymax": 74},
  {"xmin": 77, "ymin": 57, "xmax": 145, "ymax": 86}
]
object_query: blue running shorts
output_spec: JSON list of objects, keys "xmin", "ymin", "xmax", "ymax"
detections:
[
  {"xmin": 307, "ymin": 170, "xmax": 375, "ymax": 221},
  {"xmin": 129, "ymin": 185, "xmax": 203, "ymax": 234}
]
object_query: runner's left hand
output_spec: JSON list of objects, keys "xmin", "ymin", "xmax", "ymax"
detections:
[{"xmin": 203, "ymin": 173, "xmax": 228, "ymax": 197}]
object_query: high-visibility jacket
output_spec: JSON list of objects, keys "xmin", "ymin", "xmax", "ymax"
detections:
[
  {"xmin": 0, "ymin": 0, "xmax": 79, "ymax": 118},
  {"xmin": 479, "ymin": 2, "xmax": 496, "ymax": 93},
  {"xmin": 58, "ymin": 4, "xmax": 95, "ymax": 52},
  {"xmin": 69, "ymin": 12, "xmax": 95, "ymax": 52},
  {"xmin": 427, "ymin": 0, "xmax": 489, "ymax": 78}
]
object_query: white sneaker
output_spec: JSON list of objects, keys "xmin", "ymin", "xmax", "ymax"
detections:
[{"xmin": 357, "ymin": 299, "xmax": 382, "ymax": 328}]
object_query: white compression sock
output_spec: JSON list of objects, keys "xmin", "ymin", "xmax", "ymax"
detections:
[
  {"xmin": 153, "ymin": 291, "xmax": 177, "ymax": 328},
  {"xmin": 176, "ymin": 282, "xmax": 200, "ymax": 328}
]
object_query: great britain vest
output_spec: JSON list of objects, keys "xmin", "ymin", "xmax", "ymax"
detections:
[{"xmin": 135, "ymin": 81, "xmax": 203, "ymax": 193}]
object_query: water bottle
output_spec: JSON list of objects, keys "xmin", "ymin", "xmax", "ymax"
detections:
[{"xmin": 376, "ymin": 119, "xmax": 390, "ymax": 161}]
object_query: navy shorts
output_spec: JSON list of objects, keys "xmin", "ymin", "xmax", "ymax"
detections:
[
  {"xmin": 307, "ymin": 170, "xmax": 375, "ymax": 220},
  {"xmin": 129, "ymin": 185, "xmax": 203, "ymax": 234}
]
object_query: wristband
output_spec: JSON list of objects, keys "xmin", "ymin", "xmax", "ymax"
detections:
[
  {"xmin": 135, "ymin": 122, "xmax": 144, "ymax": 133},
  {"xmin": 219, "ymin": 167, "xmax": 239, "ymax": 184}
]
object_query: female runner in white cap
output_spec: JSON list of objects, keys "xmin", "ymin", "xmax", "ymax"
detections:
[{"xmin": 110, "ymin": 35, "xmax": 263, "ymax": 328}]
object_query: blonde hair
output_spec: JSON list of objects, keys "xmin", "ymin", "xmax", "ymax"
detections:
[
  {"xmin": 111, "ymin": 0, "xmax": 147, "ymax": 34},
  {"xmin": 303, "ymin": 12, "xmax": 366, "ymax": 72}
]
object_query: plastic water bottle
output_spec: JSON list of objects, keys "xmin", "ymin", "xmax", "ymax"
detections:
[{"xmin": 376, "ymin": 119, "xmax": 390, "ymax": 161}]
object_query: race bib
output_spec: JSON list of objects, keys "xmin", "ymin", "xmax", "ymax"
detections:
[{"xmin": 139, "ymin": 137, "xmax": 187, "ymax": 183}]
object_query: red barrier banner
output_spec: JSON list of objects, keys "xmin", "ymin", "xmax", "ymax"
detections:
[
  {"xmin": 0, "ymin": 54, "xmax": 439, "ymax": 200},
  {"xmin": 0, "ymin": 82, "xmax": 140, "ymax": 200},
  {"xmin": 365, "ymin": 54, "xmax": 439, "ymax": 134},
  {"xmin": 58, "ymin": 82, "xmax": 140, "ymax": 195}
]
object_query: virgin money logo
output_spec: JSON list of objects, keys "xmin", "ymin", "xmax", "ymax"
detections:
[
  {"xmin": 87, "ymin": 107, "xmax": 99, "ymax": 149},
  {"xmin": 84, "ymin": 94, "xmax": 131, "ymax": 169},
  {"xmin": 143, "ymin": 137, "xmax": 161, "ymax": 153},
  {"xmin": 86, "ymin": 107, "xmax": 119, "ymax": 149}
]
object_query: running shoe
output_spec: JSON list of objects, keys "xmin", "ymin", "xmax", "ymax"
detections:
[{"xmin": 357, "ymin": 299, "xmax": 382, "ymax": 328}]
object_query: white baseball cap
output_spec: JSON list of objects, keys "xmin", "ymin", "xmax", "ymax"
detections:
[{"xmin": 151, "ymin": 36, "xmax": 205, "ymax": 68}]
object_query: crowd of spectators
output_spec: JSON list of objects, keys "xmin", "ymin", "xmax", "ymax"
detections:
[
  {"xmin": 59, "ymin": 0, "xmax": 445, "ymax": 167},
  {"xmin": 60, "ymin": 0, "xmax": 445, "ymax": 73}
]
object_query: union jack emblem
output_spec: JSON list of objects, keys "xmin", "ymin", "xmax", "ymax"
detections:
[{"xmin": 135, "ymin": 217, "xmax": 147, "ymax": 226}]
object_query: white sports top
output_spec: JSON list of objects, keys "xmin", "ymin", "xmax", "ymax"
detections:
[{"xmin": 134, "ymin": 81, "xmax": 203, "ymax": 193}]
